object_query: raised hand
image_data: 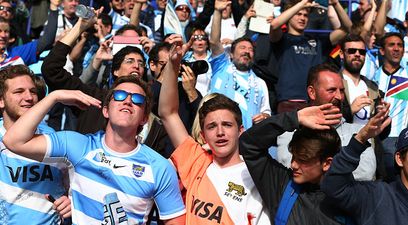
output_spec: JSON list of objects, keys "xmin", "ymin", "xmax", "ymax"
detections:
[
  {"xmin": 351, "ymin": 95, "xmax": 372, "ymax": 114},
  {"xmin": 168, "ymin": 41, "xmax": 184, "ymax": 71},
  {"xmin": 355, "ymin": 102, "xmax": 391, "ymax": 143},
  {"xmin": 49, "ymin": 90, "xmax": 102, "ymax": 110},
  {"xmin": 180, "ymin": 64, "xmax": 198, "ymax": 102},
  {"xmin": 139, "ymin": 36, "xmax": 155, "ymax": 53},
  {"xmin": 244, "ymin": 4, "xmax": 256, "ymax": 19},
  {"xmin": 215, "ymin": 0, "xmax": 232, "ymax": 12},
  {"xmin": 298, "ymin": 103, "xmax": 342, "ymax": 130}
]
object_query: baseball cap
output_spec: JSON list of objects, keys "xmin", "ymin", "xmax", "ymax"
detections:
[{"xmin": 395, "ymin": 127, "xmax": 408, "ymax": 153}]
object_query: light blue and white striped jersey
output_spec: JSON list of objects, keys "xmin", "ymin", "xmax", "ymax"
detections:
[
  {"xmin": 45, "ymin": 131, "xmax": 185, "ymax": 225},
  {"xmin": 402, "ymin": 36, "xmax": 408, "ymax": 69},
  {"xmin": 361, "ymin": 49, "xmax": 379, "ymax": 81},
  {"xmin": 373, "ymin": 66, "xmax": 408, "ymax": 137},
  {"xmin": 387, "ymin": 0, "xmax": 407, "ymax": 22},
  {"xmin": 209, "ymin": 53, "xmax": 271, "ymax": 129},
  {"xmin": 0, "ymin": 122, "xmax": 68, "ymax": 225}
]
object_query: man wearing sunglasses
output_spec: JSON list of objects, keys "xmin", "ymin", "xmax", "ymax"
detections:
[
  {"xmin": 2, "ymin": 75, "xmax": 186, "ymax": 225},
  {"xmin": 340, "ymin": 34, "xmax": 382, "ymax": 126}
]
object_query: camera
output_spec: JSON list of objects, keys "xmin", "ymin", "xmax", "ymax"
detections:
[{"xmin": 180, "ymin": 60, "xmax": 209, "ymax": 76}]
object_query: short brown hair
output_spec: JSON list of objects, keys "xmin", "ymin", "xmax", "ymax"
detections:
[
  {"xmin": 198, "ymin": 94, "xmax": 242, "ymax": 129},
  {"xmin": 289, "ymin": 126, "xmax": 341, "ymax": 163},
  {"xmin": 0, "ymin": 65, "xmax": 37, "ymax": 99},
  {"xmin": 306, "ymin": 63, "xmax": 339, "ymax": 87}
]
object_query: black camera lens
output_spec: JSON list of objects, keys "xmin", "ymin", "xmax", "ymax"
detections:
[{"xmin": 180, "ymin": 60, "xmax": 209, "ymax": 76}]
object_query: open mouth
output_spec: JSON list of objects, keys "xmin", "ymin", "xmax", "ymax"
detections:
[
  {"xmin": 215, "ymin": 139, "xmax": 228, "ymax": 146},
  {"xmin": 119, "ymin": 108, "xmax": 132, "ymax": 113},
  {"xmin": 130, "ymin": 72, "xmax": 140, "ymax": 77}
]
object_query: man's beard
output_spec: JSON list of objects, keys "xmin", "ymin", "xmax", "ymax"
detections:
[
  {"xmin": 344, "ymin": 59, "xmax": 363, "ymax": 74},
  {"xmin": 331, "ymin": 98, "xmax": 342, "ymax": 111},
  {"xmin": 234, "ymin": 62, "xmax": 252, "ymax": 71}
]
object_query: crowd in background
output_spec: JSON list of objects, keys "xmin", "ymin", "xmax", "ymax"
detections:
[{"xmin": 0, "ymin": 0, "xmax": 408, "ymax": 224}]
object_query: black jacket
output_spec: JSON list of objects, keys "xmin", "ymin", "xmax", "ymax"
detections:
[
  {"xmin": 321, "ymin": 137, "xmax": 408, "ymax": 225},
  {"xmin": 240, "ymin": 111, "xmax": 348, "ymax": 225}
]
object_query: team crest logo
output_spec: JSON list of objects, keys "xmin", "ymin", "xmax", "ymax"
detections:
[
  {"xmin": 226, "ymin": 181, "xmax": 247, "ymax": 196},
  {"xmin": 132, "ymin": 164, "xmax": 145, "ymax": 177},
  {"xmin": 308, "ymin": 39, "xmax": 317, "ymax": 47}
]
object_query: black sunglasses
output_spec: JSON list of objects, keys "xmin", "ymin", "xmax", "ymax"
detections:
[
  {"xmin": 193, "ymin": 34, "xmax": 208, "ymax": 41},
  {"xmin": 112, "ymin": 90, "xmax": 145, "ymax": 105},
  {"xmin": 345, "ymin": 48, "xmax": 367, "ymax": 55},
  {"xmin": 176, "ymin": 5, "xmax": 191, "ymax": 13}
]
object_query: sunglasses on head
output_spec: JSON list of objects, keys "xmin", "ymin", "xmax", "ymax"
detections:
[
  {"xmin": 176, "ymin": 5, "xmax": 190, "ymax": 13},
  {"xmin": 345, "ymin": 48, "xmax": 367, "ymax": 55},
  {"xmin": 0, "ymin": 5, "xmax": 12, "ymax": 13},
  {"xmin": 112, "ymin": 90, "xmax": 145, "ymax": 105},
  {"xmin": 193, "ymin": 34, "xmax": 208, "ymax": 41}
]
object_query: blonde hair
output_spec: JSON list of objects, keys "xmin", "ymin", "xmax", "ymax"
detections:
[{"xmin": 191, "ymin": 93, "xmax": 219, "ymax": 145}]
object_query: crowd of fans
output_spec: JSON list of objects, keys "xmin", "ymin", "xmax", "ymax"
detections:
[{"xmin": 0, "ymin": 0, "xmax": 408, "ymax": 224}]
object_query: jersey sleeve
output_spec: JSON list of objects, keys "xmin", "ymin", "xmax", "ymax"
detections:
[
  {"xmin": 9, "ymin": 41, "xmax": 38, "ymax": 65},
  {"xmin": 209, "ymin": 52, "xmax": 229, "ymax": 78},
  {"xmin": 44, "ymin": 131, "xmax": 89, "ymax": 166},
  {"xmin": 153, "ymin": 159, "xmax": 186, "ymax": 220}
]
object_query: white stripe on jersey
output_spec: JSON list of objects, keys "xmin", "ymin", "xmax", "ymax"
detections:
[
  {"xmin": 71, "ymin": 173, "xmax": 152, "ymax": 214},
  {"xmin": 0, "ymin": 180, "xmax": 55, "ymax": 214},
  {"xmin": 72, "ymin": 209, "xmax": 102, "ymax": 225}
]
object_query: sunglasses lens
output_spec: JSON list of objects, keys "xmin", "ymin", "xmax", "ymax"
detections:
[
  {"xmin": 347, "ymin": 48, "xmax": 366, "ymax": 55},
  {"xmin": 131, "ymin": 93, "xmax": 145, "ymax": 105},
  {"xmin": 113, "ymin": 90, "xmax": 127, "ymax": 101},
  {"xmin": 113, "ymin": 90, "xmax": 145, "ymax": 105}
]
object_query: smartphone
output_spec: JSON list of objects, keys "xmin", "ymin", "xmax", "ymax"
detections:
[{"xmin": 112, "ymin": 36, "xmax": 142, "ymax": 55}]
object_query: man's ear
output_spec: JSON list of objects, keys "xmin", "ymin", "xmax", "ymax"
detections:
[
  {"xmin": 379, "ymin": 47, "xmax": 385, "ymax": 56},
  {"xmin": 322, "ymin": 157, "xmax": 333, "ymax": 172},
  {"xmin": 149, "ymin": 61, "xmax": 156, "ymax": 73},
  {"xmin": 102, "ymin": 105, "xmax": 109, "ymax": 119},
  {"xmin": 200, "ymin": 130, "xmax": 206, "ymax": 143},
  {"xmin": 238, "ymin": 124, "xmax": 244, "ymax": 136},
  {"xmin": 307, "ymin": 85, "xmax": 316, "ymax": 101},
  {"xmin": 0, "ymin": 97, "xmax": 4, "ymax": 109},
  {"xmin": 141, "ymin": 114, "xmax": 149, "ymax": 126},
  {"xmin": 395, "ymin": 152, "xmax": 404, "ymax": 168}
]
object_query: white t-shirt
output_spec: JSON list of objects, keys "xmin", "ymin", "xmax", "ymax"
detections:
[{"xmin": 343, "ymin": 75, "xmax": 371, "ymax": 125}]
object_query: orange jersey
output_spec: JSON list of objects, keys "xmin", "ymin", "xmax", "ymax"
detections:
[{"xmin": 171, "ymin": 137, "xmax": 270, "ymax": 225}]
